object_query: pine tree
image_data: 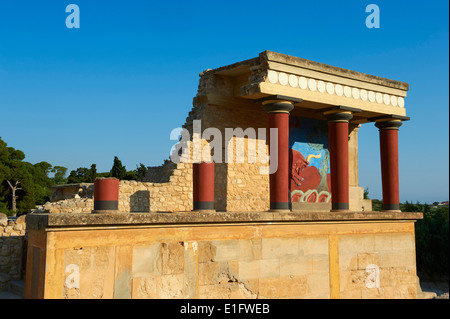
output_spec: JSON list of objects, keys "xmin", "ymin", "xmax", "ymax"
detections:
[{"xmin": 110, "ymin": 156, "xmax": 127, "ymax": 180}]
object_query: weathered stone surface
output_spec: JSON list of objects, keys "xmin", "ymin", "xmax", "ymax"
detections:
[
  {"xmin": 0, "ymin": 214, "xmax": 7, "ymax": 227},
  {"xmin": 161, "ymin": 242, "xmax": 185, "ymax": 275},
  {"xmin": 25, "ymin": 211, "xmax": 423, "ymax": 230},
  {"xmin": 132, "ymin": 244, "xmax": 161, "ymax": 277},
  {"xmin": 24, "ymin": 218, "xmax": 425, "ymax": 299},
  {"xmin": 198, "ymin": 241, "xmax": 216, "ymax": 263},
  {"xmin": 132, "ymin": 274, "xmax": 184, "ymax": 299}
]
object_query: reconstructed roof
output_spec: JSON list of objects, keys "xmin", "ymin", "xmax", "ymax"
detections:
[{"xmin": 198, "ymin": 51, "xmax": 409, "ymax": 123}]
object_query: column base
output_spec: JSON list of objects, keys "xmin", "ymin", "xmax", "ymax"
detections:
[
  {"xmin": 383, "ymin": 203, "xmax": 400, "ymax": 211},
  {"xmin": 270, "ymin": 202, "xmax": 290, "ymax": 211},
  {"xmin": 193, "ymin": 201, "xmax": 215, "ymax": 211},
  {"xmin": 331, "ymin": 203, "xmax": 349, "ymax": 211}
]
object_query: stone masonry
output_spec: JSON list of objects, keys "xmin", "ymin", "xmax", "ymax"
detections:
[{"xmin": 0, "ymin": 214, "xmax": 26, "ymax": 290}]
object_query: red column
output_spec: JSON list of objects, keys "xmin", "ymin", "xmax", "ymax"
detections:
[
  {"xmin": 375, "ymin": 120, "xmax": 402, "ymax": 211},
  {"xmin": 263, "ymin": 101, "xmax": 294, "ymax": 211},
  {"xmin": 93, "ymin": 177, "xmax": 120, "ymax": 213},
  {"xmin": 325, "ymin": 111, "xmax": 353, "ymax": 211},
  {"xmin": 193, "ymin": 162, "xmax": 215, "ymax": 211}
]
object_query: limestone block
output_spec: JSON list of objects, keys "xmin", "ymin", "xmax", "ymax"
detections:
[
  {"xmin": 259, "ymin": 275, "xmax": 310, "ymax": 299},
  {"xmin": 391, "ymin": 233, "xmax": 415, "ymax": 251},
  {"xmin": 198, "ymin": 241, "xmax": 216, "ymax": 263},
  {"xmin": 356, "ymin": 253, "xmax": 380, "ymax": 270},
  {"xmin": 16, "ymin": 215, "xmax": 26, "ymax": 224},
  {"xmin": 298, "ymin": 236, "xmax": 328, "ymax": 256},
  {"xmin": 183, "ymin": 241, "xmax": 198, "ymax": 299},
  {"xmin": 198, "ymin": 282, "xmax": 235, "ymax": 299},
  {"xmin": 132, "ymin": 274, "xmax": 183, "ymax": 299},
  {"xmin": 279, "ymin": 256, "xmax": 313, "ymax": 277},
  {"xmin": 379, "ymin": 250, "xmax": 408, "ymax": 268},
  {"xmin": 373, "ymin": 234, "xmax": 393, "ymax": 252},
  {"xmin": 306, "ymin": 273, "xmax": 330, "ymax": 296},
  {"xmin": 62, "ymin": 246, "xmax": 115, "ymax": 299},
  {"xmin": 0, "ymin": 213, "xmax": 8, "ymax": 227},
  {"xmin": 238, "ymin": 238, "xmax": 261, "ymax": 261},
  {"xmin": 339, "ymin": 234, "xmax": 376, "ymax": 254},
  {"xmin": 198, "ymin": 261, "xmax": 239, "ymax": 286},
  {"xmin": 340, "ymin": 288, "xmax": 363, "ymax": 299},
  {"xmin": 259, "ymin": 259, "xmax": 280, "ymax": 278},
  {"xmin": 261, "ymin": 238, "xmax": 298, "ymax": 259},
  {"xmin": 132, "ymin": 244, "xmax": 161, "ymax": 278},
  {"xmin": 161, "ymin": 242, "xmax": 185, "ymax": 275},
  {"xmin": 238, "ymin": 260, "xmax": 260, "ymax": 280},
  {"xmin": 312, "ymin": 255, "xmax": 330, "ymax": 274},
  {"xmin": 211, "ymin": 240, "xmax": 240, "ymax": 262}
]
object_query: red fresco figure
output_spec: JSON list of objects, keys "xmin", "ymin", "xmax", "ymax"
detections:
[{"xmin": 290, "ymin": 149, "xmax": 331, "ymax": 203}]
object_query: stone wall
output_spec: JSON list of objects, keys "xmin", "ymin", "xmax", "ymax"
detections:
[
  {"xmin": 24, "ymin": 212, "xmax": 424, "ymax": 299},
  {"xmin": 33, "ymin": 169, "xmax": 193, "ymax": 214},
  {"xmin": 0, "ymin": 214, "xmax": 26, "ymax": 290},
  {"xmin": 50, "ymin": 183, "xmax": 93, "ymax": 202}
]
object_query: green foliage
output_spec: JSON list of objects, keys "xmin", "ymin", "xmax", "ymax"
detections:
[
  {"xmin": 124, "ymin": 170, "xmax": 138, "ymax": 180},
  {"xmin": 136, "ymin": 163, "xmax": 148, "ymax": 179},
  {"xmin": 65, "ymin": 159, "xmax": 147, "ymax": 183},
  {"xmin": 413, "ymin": 204, "xmax": 449, "ymax": 279},
  {"xmin": 96, "ymin": 172, "xmax": 110, "ymax": 178},
  {"xmin": 51, "ymin": 166, "xmax": 68, "ymax": 185},
  {"xmin": 67, "ymin": 164, "xmax": 97, "ymax": 183},
  {"xmin": 0, "ymin": 137, "xmax": 67, "ymax": 215},
  {"xmin": 371, "ymin": 199, "xmax": 383, "ymax": 211},
  {"xmin": 110, "ymin": 156, "xmax": 127, "ymax": 180},
  {"xmin": 363, "ymin": 187, "xmax": 369, "ymax": 199},
  {"xmin": 366, "ymin": 198, "xmax": 448, "ymax": 279}
]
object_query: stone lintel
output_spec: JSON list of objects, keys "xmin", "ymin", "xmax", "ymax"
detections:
[
  {"xmin": 261, "ymin": 50, "xmax": 409, "ymax": 91},
  {"xmin": 26, "ymin": 211, "xmax": 423, "ymax": 231},
  {"xmin": 254, "ymin": 94, "xmax": 303, "ymax": 104},
  {"xmin": 369, "ymin": 114, "xmax": 411, "ymax": 122},
  {"xmin": 319, "ymin": 105, "xmax": 362, "ymax": 114}
]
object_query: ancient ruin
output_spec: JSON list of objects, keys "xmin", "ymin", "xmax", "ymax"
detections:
[{"xmin": 21, "ymin": 51, "xmax": 425, "ymax": 298}]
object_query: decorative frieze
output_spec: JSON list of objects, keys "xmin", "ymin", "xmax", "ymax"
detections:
[{"xmin": 266, "ymin": 70, "xmax": 405, "ymax": 108}]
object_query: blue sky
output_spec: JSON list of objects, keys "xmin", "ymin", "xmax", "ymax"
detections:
[{"xmin": 0, "ymin": 0, "xmax": 448, "ymax": 203}]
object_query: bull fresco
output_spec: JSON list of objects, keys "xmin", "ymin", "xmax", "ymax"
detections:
[{"xmin": 289, "ymin": 117, "xmax": 332, "ymax": 203}]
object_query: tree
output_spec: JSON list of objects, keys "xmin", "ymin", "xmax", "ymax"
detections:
[
  {"xmin": 67, "ymin": 164, "xmax": 97, "ymax": 183},
  {"xmin": 51, "ymin": 166, "xmax": 68, "ymax": 185},
  {"xmin": 136, "ymin": 163, "xmax": 148, "ymax": 179},
  {"xmin": 6, "ymin": 180, "xmax": 22, "ymax": 212},
  {"xmin": 0, "ymin": 137, "xmax": 55, "ymax": 214},
  {"xmin": 0, "ymin": 142, "xmax": 30, "ymax": 212},
  {"xmin": 110, "ymin": 156, "xmax": 127, "ymax": 180},
  {"xmin": 363, "ymin": 187, "xmax": 369, "ymax": 199},
  {"xmin": 88, "ymin": 164, "xmax": 97, "ymax": 182}
]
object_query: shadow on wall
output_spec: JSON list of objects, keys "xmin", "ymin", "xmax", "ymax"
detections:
[
  {"xmin": 130, "ymin": 190, "xmax": 150, "ymax": 213},
  {"xmin": 144, "ymin": 161, "xmax": 177, "ymax": 183},
  {"xmin": 214, "ymin": 162, "xmax": 228, "ymax": 212}
]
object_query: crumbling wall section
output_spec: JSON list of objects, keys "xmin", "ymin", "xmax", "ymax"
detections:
[{"xmin": 0, "ymin": 214, "xmax": 26, "ymax": 291}]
